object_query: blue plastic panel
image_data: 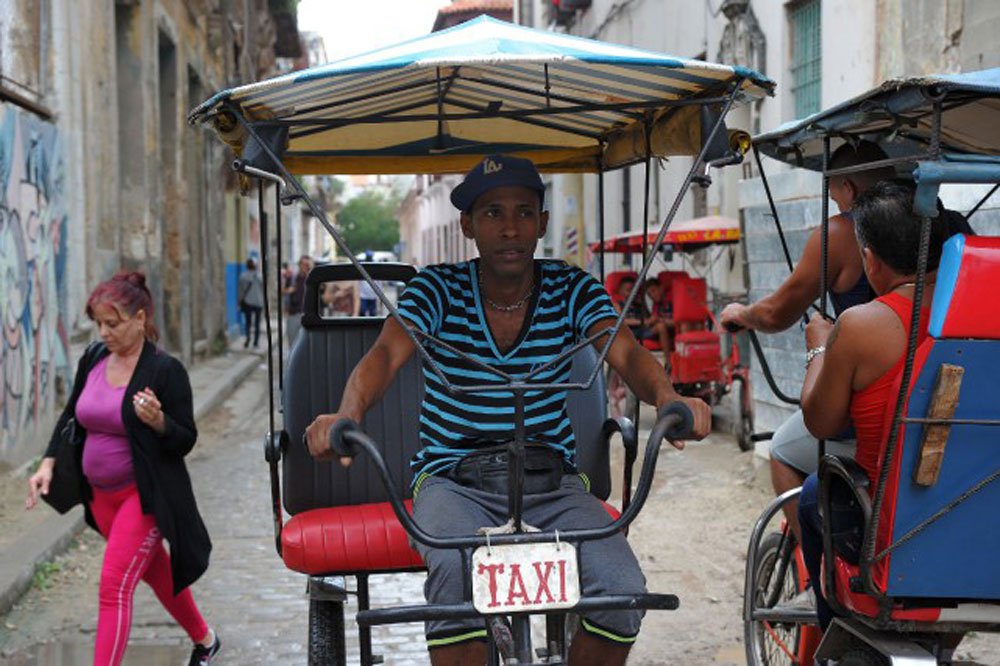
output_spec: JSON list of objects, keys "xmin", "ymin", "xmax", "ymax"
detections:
[
  {"xmin": 929, "ymin": 235, "xmax": 965, "ymax": 338},
  {"xmin": 886, "ymin": 340, "xmax": 1000, "ymax": 599}
]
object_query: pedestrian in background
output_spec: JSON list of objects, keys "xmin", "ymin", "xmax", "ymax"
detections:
[
  {"xmin": 358, "ymin": 250, "xmax": 379, "ymax": 316},
  {"xmin": 237, "ymin": 257, "xmax": 264, "ymax": 348},
  {"xmin": 25, "ymin": 271, "xmax": 220, "ymax": 666},
  {"xmin": 283, "ymin": 254, "xmax": 313, "ymax": 346}
]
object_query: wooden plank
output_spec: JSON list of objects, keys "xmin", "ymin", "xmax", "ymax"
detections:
[{"xmin": 914, "ymin": 363, "xmax": 964, "ymax": 487}]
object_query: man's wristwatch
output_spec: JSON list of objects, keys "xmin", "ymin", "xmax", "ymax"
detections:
[{"xmin": 805, "ymin": 346, "xmax": 826, "ymax": 367}]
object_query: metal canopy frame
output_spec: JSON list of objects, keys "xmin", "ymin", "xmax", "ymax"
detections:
[
  {"xmin": 193, "ymin": 18, "xmax": 778, "ymax": 664},
  {"xmin": 231, "ymin": 81, "xmax": 744, "ymax": 524},
  {"xmin": 224, "ymin": 78, "xmax": 751, "ymax": 664},
  {"xmin": 231, "ymin": 83, "xmax": 742, "ymax": 397}
]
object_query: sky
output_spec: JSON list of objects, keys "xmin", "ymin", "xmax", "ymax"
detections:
[{"xmin": 297, "ymin": 0, "xmax": 450, "ymax": 64}]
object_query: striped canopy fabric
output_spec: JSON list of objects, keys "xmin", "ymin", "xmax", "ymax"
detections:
[
  {"xmin": 754, "ymin": 68, "xmax": 1000, "ymax": 170},
  {"xmin": 590, "ymin": 215, "xmax": 739, "ymax": 253},
  {"xmin": 190, "ymin": 16, "xmax": 772, "ymax": 175}
]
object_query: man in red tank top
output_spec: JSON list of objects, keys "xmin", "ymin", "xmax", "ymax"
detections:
[{"xmin": 795, "ymin": 181, "xmax": 947, "ymax": 629}]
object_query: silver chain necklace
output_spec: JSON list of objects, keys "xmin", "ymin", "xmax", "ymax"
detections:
[{"xmin": 478, "ymin": 270, "xmax": 534, "ymax": 312}]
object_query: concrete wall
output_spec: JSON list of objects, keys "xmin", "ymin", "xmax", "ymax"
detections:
[{"xmin": 0, "ymin": 0, "xmax": 279, "ymax": 468}]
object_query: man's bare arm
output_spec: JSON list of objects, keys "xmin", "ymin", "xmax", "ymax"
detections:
[{"xmin": 721, "ymin": 222, "xmax": 851, "ymax": 333}]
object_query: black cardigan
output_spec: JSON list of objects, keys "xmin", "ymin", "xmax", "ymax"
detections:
[{"xmin": 46, "ymin": 341, "xmax": 211, "ymax": 594}]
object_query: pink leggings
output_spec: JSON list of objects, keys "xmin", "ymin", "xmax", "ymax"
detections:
[{"xmin": 89, "ymin": 484, "xmax": 208, "ymax": 666}]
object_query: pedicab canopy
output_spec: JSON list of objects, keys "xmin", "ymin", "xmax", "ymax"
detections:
[
  {"xmin": 753, "ymin": 68, "xmax": 1000, "ymax": 170},
  {"xmin": 589, "ymin": 215, "xmax": 739, "ymax": 253},
  {"xmin": 189, "ymin": 16, "xmax": 772, "ymax": 176}
]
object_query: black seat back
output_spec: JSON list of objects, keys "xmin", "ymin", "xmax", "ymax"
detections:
[{"xmin": 283, "ymin": 263, "xmax": 423, "ymax": 514}]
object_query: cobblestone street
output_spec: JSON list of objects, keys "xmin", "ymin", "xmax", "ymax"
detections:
[{"xmin": 3, "ymin": 364, "xmax": 999, "ymax": 665}]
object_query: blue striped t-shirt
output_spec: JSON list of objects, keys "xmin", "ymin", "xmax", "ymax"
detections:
[{"xmin": 396, "ymin": 259, "xmax": 617, "ymax": 479}]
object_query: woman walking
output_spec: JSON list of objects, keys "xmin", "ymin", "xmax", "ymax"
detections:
[{"xmin": 26, "ymin": 271, "xmax": 220, "ymax": 666}]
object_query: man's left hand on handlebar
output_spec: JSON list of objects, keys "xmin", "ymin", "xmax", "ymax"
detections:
[
  {"xmin": 660, "ymin": 396, "xmax": 713, "ymax": 449},
  {"xmin": 305, "ymin": 413, "xmax": 356, "ymax": 467}
]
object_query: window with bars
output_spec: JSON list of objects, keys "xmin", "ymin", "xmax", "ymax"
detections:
[
  {"xmin": 789, "ymin": 0, "xmax": 822, "ymax": 118},
  {"xmin": 0, "ymin": 0, "xmax": 51, "ymax": 110}
]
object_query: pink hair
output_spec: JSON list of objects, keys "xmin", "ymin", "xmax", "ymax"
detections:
[{"xmin": 86, "ymin": 271, "xmax": 160, "ymax": 342}]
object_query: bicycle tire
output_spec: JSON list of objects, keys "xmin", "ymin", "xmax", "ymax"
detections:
[
  {"xmin": 744, "ymin": 531, "xmax": 803, "ymax": 666},
  {"xmin": 308, "ymin": 597, "xmax": 347, "ymax": 666}
]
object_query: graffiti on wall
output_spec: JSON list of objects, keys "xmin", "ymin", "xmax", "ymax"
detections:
[{"xmin": 0, "ymin": 104, "xmax": 70, "ymax": 457}]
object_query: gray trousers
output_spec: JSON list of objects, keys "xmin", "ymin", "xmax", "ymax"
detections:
[
  {"xmin": 412, "ymin": 474, "xmax": 646, "ymax": 645},
  {"xmin": 769, "ymin": 409, "xmax": 856, "ymax": 476}
]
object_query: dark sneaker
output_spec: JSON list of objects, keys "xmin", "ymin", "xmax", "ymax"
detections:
[{"xmin": 189, "ymin": 632, "xmax": 221, "ymax": 665}]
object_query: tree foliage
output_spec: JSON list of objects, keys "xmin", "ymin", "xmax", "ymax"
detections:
[{"xmin": 336, "ymin": 189, "xmax": 400, "ymax": 252}]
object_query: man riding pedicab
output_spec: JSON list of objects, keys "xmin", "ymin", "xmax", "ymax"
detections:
[
  {"xmin": 720, "ymin": 142, "xmax": 972, "ymax": 555},
  {"xmin": 304, "ymin": 154, "xmax": 712, "ymax": 666}
]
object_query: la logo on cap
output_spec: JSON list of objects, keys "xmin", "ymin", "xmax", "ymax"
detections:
[{"xmin": 483, "ymin": 158, "xmax": 503, "ymax": 175}]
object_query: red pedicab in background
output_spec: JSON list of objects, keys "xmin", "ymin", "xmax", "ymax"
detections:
[{"xmin": 590, "ymin": 215, "xmax": 754, "ymax": 450}]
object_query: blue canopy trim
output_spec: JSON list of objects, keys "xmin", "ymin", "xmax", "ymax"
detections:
[
  {"xmin": 190, "ymin": 16, "xmax": 772, "ymax": 175},
  {"xmin": 753, "ymin": 68, "xmax": 1000, "ymax": 170}
]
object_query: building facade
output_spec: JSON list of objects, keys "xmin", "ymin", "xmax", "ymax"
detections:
[
  {"xmin": 0, "ymin": 0, "xmax": 285, "ymax": 467},
  {"xmin": 516, "ymin": 0, "xmax": 1000, "ymax": 440}
]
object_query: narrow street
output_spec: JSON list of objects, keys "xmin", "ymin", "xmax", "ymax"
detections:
[{"xmin": 2, "ymin": 366, "xmax": 998, "ymax": 664}]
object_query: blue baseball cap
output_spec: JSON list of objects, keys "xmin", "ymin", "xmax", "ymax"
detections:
[{"xmin": 450, "ymin": 154, "xmax": 546, "ymax": 212}]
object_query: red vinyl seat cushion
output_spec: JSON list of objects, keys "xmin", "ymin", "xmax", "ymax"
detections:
[
  {"xmin": 281, "ymin": 499, "xmax": 623, "ymax": 575},
  {"xmin": 282, "ymin": 500, "xmax": 425, "ymax": 575}
]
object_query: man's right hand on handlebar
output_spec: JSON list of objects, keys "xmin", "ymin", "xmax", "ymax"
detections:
[
  {"xmin": 719, "ymin": 303, "xmax": 752, "ymax": 333},
  {"xmin": 305, "ymin": 413, "xmax": 356, "ymax": 467},
  {"xmin": 659, "ymin": 396, "xmax": 712, "ymax": 449}
]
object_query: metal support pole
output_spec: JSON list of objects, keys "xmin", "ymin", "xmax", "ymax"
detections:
[
  {"xmin": 259, "ymin": 182, "xmax": 276, "ymax": 451},
  {"xmin": 966, "ymin": 183, "xmax": 999, "ymax": 220},
  {"xmin": 819, "ymin": 137, "xmax": 831, "ymax": 317},
  {"xmin": 598, "ymin": 169, "xmax": 606, "ymax": 280},
  {"xmin": 817, "ymin": 138, "xmax": 831, "ymax": 461},
  {"xmin": 752, "ymin": 145, "xmax": 797, "ymax": 274},
  {"xmin": 275, "ymin": 185, "xmax": 284, "ymax": 391},
  {"xmin": 642, "ymin": 120, "xmax": 652, "ymax": 262},
  {"xmin": 514, "ymin": 614, "xmax": 532, "ymax": 665},
  {"xmin": 508, "ymin": 390, "xmax": 526, "ymax": 533},
  {"xmin": 863, "ymin": 104, "xmax": 939, "ymax": 603},
  {"xmin": 358, "ymin": 574, "xmax": 373, "ymax": 665}
]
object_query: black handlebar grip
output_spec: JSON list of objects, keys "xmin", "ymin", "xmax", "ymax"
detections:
[
  {"xmin": 723, "ymin": 321, "xmax": 744, "ymax": 333},
  {"xmin": 329, "ymin": 418, "xmax": 363, "ymax": 458},
  {"xmin": 657, "ymin": 402, "xmax": 695, "ymax": 440}
]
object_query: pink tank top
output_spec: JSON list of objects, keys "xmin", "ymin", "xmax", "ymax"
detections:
[{"xmin": 77, "ymin": 356, "xmax": 134, "ymax": 490}]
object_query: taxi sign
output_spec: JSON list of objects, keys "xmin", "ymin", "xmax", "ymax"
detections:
[{"xmin": 471, "ymin": 542, "xmax": 580, "ymax": 614}]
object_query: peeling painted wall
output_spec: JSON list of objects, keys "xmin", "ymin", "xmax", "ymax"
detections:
[
  {"xmin": 0, "ymin": 104, "xmax": 70, "ymax": 460},
  {"xmin": 0, "ymin": 0, "xmax": 280, "ymax": 467}
]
